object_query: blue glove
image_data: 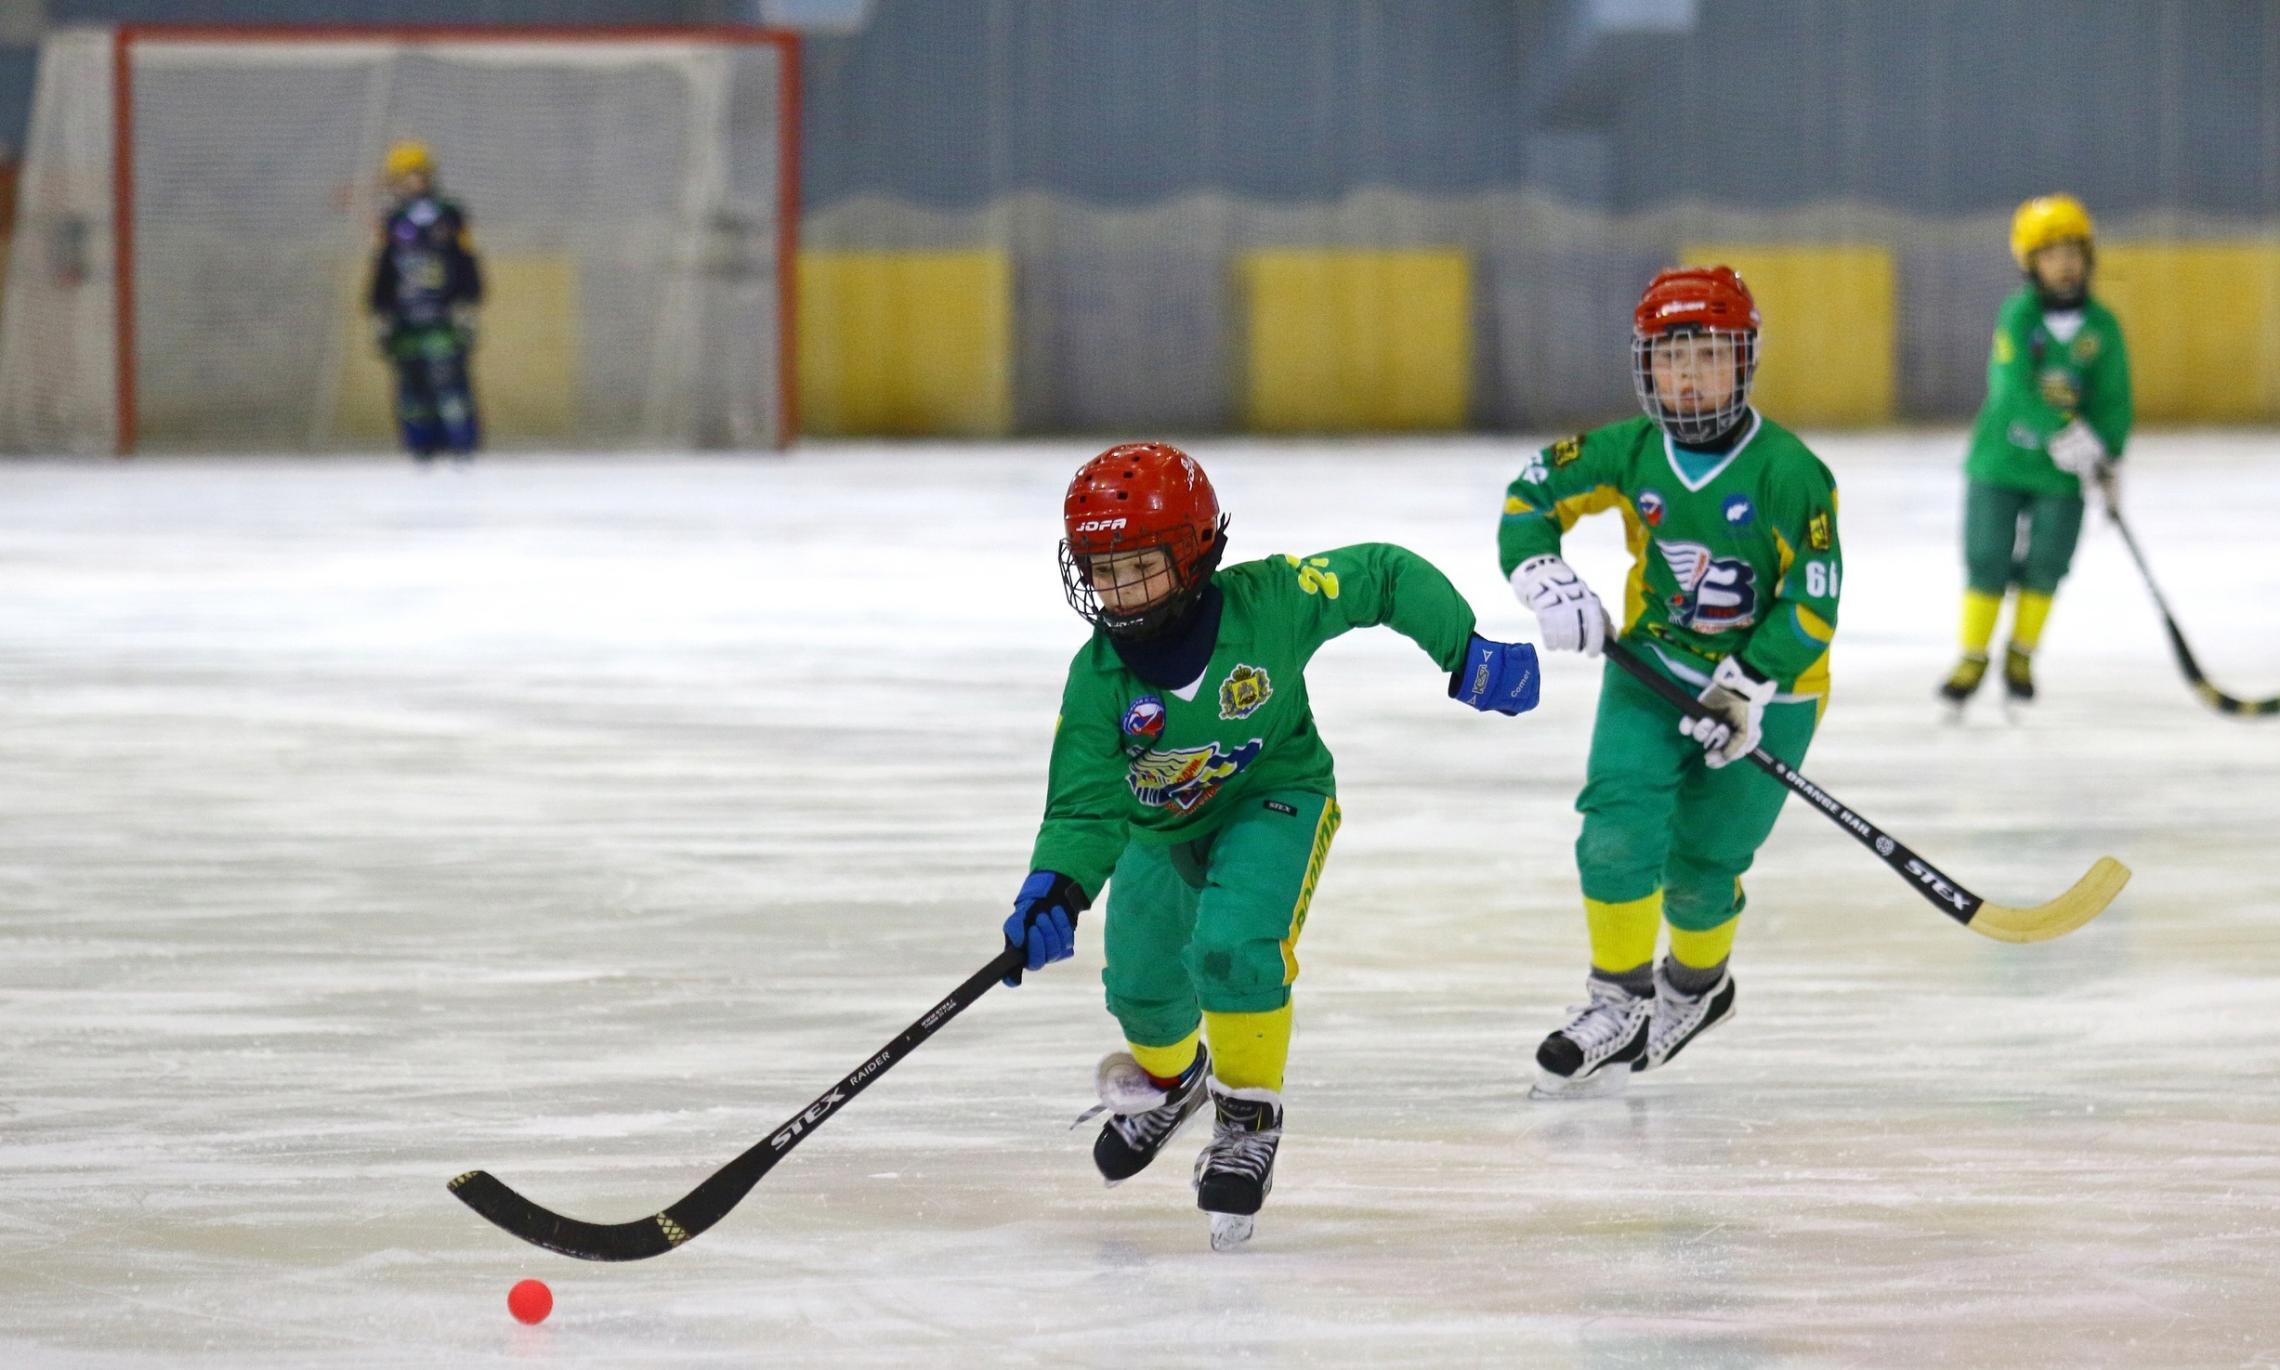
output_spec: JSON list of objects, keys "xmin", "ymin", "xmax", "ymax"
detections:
[
  {"xmin": 1449, "ymin": 634, "xmax": 1541, "ymax": 715},
  {"xmin": 1001, "ymin": 870, "xmax": 1088, "ymax": 987}
]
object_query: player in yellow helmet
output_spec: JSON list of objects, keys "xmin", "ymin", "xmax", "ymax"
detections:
[
  {"xmin": 1939, "ymin": 195, "xmax": 2132, "ymax": 712},
  {"xmin": 365, "ymin": 140, "xmax": 484, "ymax": 460}
]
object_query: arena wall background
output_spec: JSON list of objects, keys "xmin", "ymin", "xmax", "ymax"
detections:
[{"xmin": 24, "ymin": 0, "xmax": 2280, "ymax": 438}]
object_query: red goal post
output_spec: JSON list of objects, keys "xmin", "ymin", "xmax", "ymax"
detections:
[{"xmin": 4, "ymin": 24, "xmax": 799, "ymax": 454}]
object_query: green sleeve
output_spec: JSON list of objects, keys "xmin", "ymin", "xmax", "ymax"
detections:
[
  {"xmin": 1497, "ymin": 431, "xmax": 1631, "ymax": 575},
  {"xmin": 2082, "ymin": 312, "xmax": 2133, "ymax": 458},
  {"xmin": 1271, "ymin": 544, "xmax": 1479, "ymax": 672},
  {"xmin": 1025, "ymin": 665, "xmax": 1130, "ymax": 899},
  {"xmin": 1738, "ymin": 459, "xmax": 1843, "ymax": 684},
  {"xmin": 1988, "ymin": 294, "xmax": 2070, "ymax": 441}
]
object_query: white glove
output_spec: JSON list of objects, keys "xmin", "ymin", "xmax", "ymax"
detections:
[
  {"xmin": 1679, "ymin": 656, "xmax": 1776, "ymax": 769},
  {"xmin": 1512, "ymin": 553, "xmax": 1607, "ymax": 657},
  {"xmin": 2047, "ymin": 418, "xmax": 2108, "ymax": 480}
]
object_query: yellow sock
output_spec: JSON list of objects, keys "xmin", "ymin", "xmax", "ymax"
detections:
[
  {"xmin": 1666, "ymin": 919, "xmax": 1737, "ymax": 970},
  {"xmin": 2010, "ymin": 589, "xmax": 2054, "ymax": 653},
  {"xmin": 1960, "ymin": 589, "xmax": 2002, "ymax": 655},
  {"xmin": 1203, "ymin": 1004, "xmax": 1293, "ymax": 1092},
  {"xmin": 1586, "ymin": 890, "xmax": 1662, "ymax": 977},
  {"xmin": 1129, "ymin": 1028, "xmax": 1200, "ymax": 1084}
]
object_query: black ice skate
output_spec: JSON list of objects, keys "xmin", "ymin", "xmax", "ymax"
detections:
[
  {"xmin": 2002, "ymin": 644, "xmax": 2037, "ymax": 706},
  {"xmin": 1938, "ymin": 653, "xmax": 1989, "ymax": 712},
  {"xmin": 1077, "ymin": 1045, "xmax": 1211, "ymax": 1185},
  {"xmin": 1531, "ymin": 977, "xmax": 1651, "ymax": 1099},
  {"xmin": 1193, "ymin": 1078, "xmax": 1282, "ymax": 1252},
  {"xmin": 1632, "ymin": 964, "xmax": 1737, "ymax": 1074}
]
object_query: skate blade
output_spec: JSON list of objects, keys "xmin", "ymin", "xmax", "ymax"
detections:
[
  {"xmin": 1208, "ymin": 1213, "xmax": 1255, "ymax": 1251},
  {"xmin": 1529, "ymin": 1065, "xmax": 1630, "ymax": 1101}
]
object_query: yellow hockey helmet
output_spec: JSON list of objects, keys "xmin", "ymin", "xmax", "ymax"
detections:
[
  {"xmin": 2010, "ymin": 194, "xmax": 2094, "ymax": 268},
  {"xmin": 382, "ymin": 140, "xmax": 434, "ymax": 181}
]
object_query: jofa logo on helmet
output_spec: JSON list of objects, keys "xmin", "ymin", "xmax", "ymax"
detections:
[
  {"xmin": 1218, "ymin": 664, "xmax": 1274, "ymax": 721},
  {"xmin": 1638, "ymin": 489, "xmax": 1667, "ymax": 527},
  {"xmin": 1721, "ymin": 494, "xmax": 1756, "ymax": 528},
  {"xmin": 1127, "ymin": 739, "xmax": 1264, "ymax": 812},
  {"xmin": 1074, "ymin": 517, "xmax": 1129, "ymax": 533},
  {"xmin": 1657, "ymin": 540, "xmax": 1759, "ymax": 635},
  {"xmin": 1121, "ymin": 695, "xmax": 1167, "ymax": 744}
]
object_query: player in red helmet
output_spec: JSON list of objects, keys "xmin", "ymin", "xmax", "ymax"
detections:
[
  {"xmin": 1006, "ymin": 440, "xmax": 1541, "ymax": 1251},
  {"xmin": 1497, "ymin": 266, "xmax": 1844, "ymax": 1097},
  {"xmin": 1058, "ymin": 442, "xmax": 1229, "ymax": 638}
]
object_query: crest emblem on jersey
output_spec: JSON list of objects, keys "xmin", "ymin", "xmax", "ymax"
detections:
[
  {"xmin": 1127, "ymin": 738, "xmax": 1264, "ymax": 813},
  {"xmin": 1121, "ymin": 695, "xmax": 1167, "ymax": 744},
  {"xmin": 1218, "ymin": 664, "xmax": 1274, "ymax": 721},
  {"xmin": 1807, "ymin": 510, "xmax": 1832, "ymax": 552},
  {"xmin": 1550, "ymin": 435, "xmax": 1585, "ymax": 468},
  {"xmin": 2071, "ymin": 333, "xmax": 2101, "ymax": 365},
  {"xmin": 1721, "ymin": 494, "xmax": 1756, "ymax": 528},
  {"xmin": 1638, "ymin": 490, "xmax": 1667, "ymax": 527},
  {"xmin": 1657, "ymin": 540, "xmax": 1760, "ymax": 635}
]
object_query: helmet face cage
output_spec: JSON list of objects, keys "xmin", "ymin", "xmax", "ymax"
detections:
[
  {"xmin": 1059, "ymin": 516, "xmax": 1228, "ymax": 639},
  {"xmin": 1632, "ymin": 327, "xmax": 1758, "ymax": 446}
]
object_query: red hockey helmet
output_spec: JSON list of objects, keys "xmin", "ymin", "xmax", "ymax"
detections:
[
  {"xmin": 1632, "ymin": 266, "xmax": 1761, "ymax": 445},
  {"xmin": 1059, "ymin": 441, "xmax": 1229, "ymax": 637}
]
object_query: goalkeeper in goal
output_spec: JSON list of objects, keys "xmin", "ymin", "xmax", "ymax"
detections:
[{"xmin": 366, "ymin": 140, "xmax": 484, "ymax": 461}]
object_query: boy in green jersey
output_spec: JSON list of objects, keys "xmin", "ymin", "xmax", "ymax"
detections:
[
  {"xmin": 1002, "ymin": 442, "xmax": 1540, "ymax": 1249},
  {"xmin": 1497, "ymin": 267, "xmax": 1843, "ymax": 1097},
  {"xmin": 365, "ymin": 140, "xmax": 484, "ymax": 460},
  {"xmin": 1939, "ymin": 193, "xmax": 2131, "ymax": 710}
]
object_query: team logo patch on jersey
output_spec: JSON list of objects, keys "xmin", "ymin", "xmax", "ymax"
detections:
[
  {"xmin": 1121, "ymin": 695, "xmax": 1167, "ymax": 744},
  {"xmin": 1657, "ymin": 540, "xmax": 1760, "ymax": 635},
  {"xmin": 1807, "ymin": 510, "xmax": 1832, "ymax": 552},
  {"xmin": 1721, "ymin": 494, "xmax": 1756, "ymax": 528},
  {"xmin": 1218, "ymin": 664, "xmax": 1274, "ymax": 721},
  {"xmin": 1127, "ymin": 739, "xmax": 1264, "ymax": 813},
  {"xmin": 1551, "ymin": 435, "xmax": 1585, "ymax": 467},
  {"xmin": 1638, "ymin": 489, "xmax": 1667, "ymax": 527},
  {"xmin": 2071, "ymin": 333, "xmax": 2101, "ymax": 365}
]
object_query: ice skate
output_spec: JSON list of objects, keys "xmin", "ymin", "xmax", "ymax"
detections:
[
  {"xmin": 1193, "ymin": 1078, "xmax": 1281, "ymax": 1251},
  {"xmin": 1937, "ymin": 653, "xmax": 1989, "ymax": 717},
  {"xmin": 1530, "ymin": 977, "xmax": 1652, "ymax": 1099},
  {"xmin": 2002, "ymin": 644, "xmax": 2036, "ymax": 711},
  {"xmin": 1633, "ymin": 964, "xmax": 1737, "ymax": 1074},
  {"xmin": 1075, "ymin": 1045, "xmax": 1211, "ymax": 1186}
]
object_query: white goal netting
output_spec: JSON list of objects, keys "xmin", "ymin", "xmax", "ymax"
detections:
[{"xmin": 0, "ymin": 27, "xmax": 793, "ymax": 454}]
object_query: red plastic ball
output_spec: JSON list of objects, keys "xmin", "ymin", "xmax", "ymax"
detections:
[{"xmin": 507, "ymin": 1278, "xmax": 553, "ymax": 1325}]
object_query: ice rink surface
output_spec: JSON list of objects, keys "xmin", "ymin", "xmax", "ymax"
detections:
[{"xmin": 1, "ymin": 433, "xmax": 2277, "ymax": 1368}]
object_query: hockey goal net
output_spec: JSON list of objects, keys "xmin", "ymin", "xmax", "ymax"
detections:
[{"xmin": 0, "ymin": 25, "xmax": 797, "ymax": 454}]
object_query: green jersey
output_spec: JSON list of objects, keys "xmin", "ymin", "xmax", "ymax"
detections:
[
  {"xmin": 1029, "ymin": 544, "xmax": 1478, "ymax": 899},
  {"xmin": 1497, "ymin": 412, "xmax": 1843, "ymax": 696},
  {"xmin": 1964, "ymin": 289, "xmax": 2132, "ymax": 497}
]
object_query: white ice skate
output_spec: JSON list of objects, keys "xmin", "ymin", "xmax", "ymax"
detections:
[
  {"xmin": 1530, "ymin": 977, "xmax": 1652, "ymax": 1099},
  {"xmin": 1633, "ymin": 965, "xmax": 1737, "ymax": 1074},
  {"xmin": 1194, "ymin": 1079, "xmax": 1281, "ymax": 1252},
  {"xmin": 1075, "ymin": 1048, "xmax": 1212, "ymax": 1187}
]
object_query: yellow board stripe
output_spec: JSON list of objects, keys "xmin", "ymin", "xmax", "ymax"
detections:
[{"xmin": 1279, "ymin": 798, "xmax": 1343, "ymax": 984}]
